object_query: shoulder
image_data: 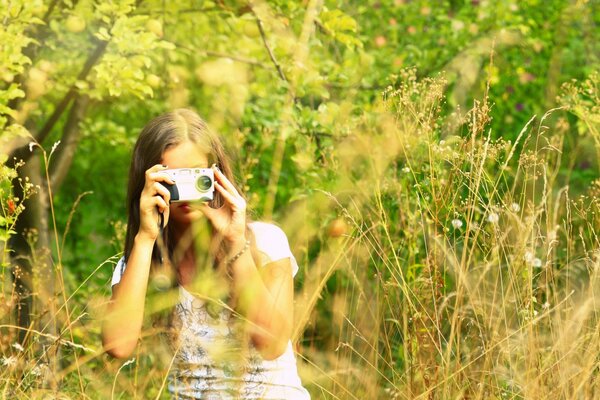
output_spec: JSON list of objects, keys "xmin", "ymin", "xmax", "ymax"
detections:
[
  {"xmin": 249, "ymin": 221, "xmax": 288, "ymax": 241},
  {"xmin": 248, "ymin": 221, "xmax": 299, "ymax": 276}
]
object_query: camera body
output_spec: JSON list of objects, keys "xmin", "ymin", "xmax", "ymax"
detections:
[{"xmin": 160, "ymin": 168, "xmax": 214, "ymax": 203}]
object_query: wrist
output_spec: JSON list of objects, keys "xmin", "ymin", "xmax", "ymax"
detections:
[
  {"xmin": 225, "ymin": 235, "xmax": 247, "ymax": 252},
  {"xmin": 135, "ymin": 231, "xmax": 157, "ymax": 246},
  {"xmin": 225, "ymin": 238, "xmax": 251, "ymax": 266}
]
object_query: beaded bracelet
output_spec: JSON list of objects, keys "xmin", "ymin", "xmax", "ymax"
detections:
[{"xmin": 226, "ymin": 239, "xmax": 251, "ymax": 266}]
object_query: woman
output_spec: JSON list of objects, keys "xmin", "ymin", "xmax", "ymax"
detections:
[{"xmin": 101, "ymin": 109, "xmax": 310, "ymax": 399}]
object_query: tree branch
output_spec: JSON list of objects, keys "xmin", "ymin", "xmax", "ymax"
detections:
[
  {"xmin": 248, "ymin": 4, "xmax": 288, "ymax": 83},
  {"xmin": 171, "ymin": 41, "xmax": 269, "ymax": 68},
  {"xmin": 48, "ymin": 95, "xmax": 90, "ymax": 191},
  {"xmin": 9, "ymin": 39, "xmax": 108, "ymax": 165},
  {"xmin": 35, "ymin": 40, "xmax": 108, "ymax": 145}
]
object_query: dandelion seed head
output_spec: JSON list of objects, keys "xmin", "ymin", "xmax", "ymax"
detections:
[
  {"xmin": 451, "ymin": 219, "xmax": 463, "ymax": 229},
  {"xmin": 533, "ymin": 258, "xmax": 542, "ymax": 268},
  {"xmin": 524, "ymin": 250, "xmax": 534, "ymax": 263},
  {"xmin": 487, "ymin": 212, "xmax": 499, "ymax": 224}
]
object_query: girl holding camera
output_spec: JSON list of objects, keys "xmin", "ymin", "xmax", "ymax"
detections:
[{"xmin": 101, "ymin": 109, "xmax": 310, "ymax": 399}]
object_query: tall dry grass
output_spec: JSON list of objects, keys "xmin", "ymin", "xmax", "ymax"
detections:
[
  {"xmin": 1, "ymin": 70, "xmax": 600, "ymax": 399},
  {"xmin": 287, "ymin": 69, "xmax": 600, "ymax": 399}
]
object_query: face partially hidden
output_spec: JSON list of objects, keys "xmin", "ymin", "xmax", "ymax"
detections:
[{"xmin": 161, "ymin": 141, "xmax": 210, "ymax": 227}]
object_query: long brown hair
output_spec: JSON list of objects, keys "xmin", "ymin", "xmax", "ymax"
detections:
[{"xmin": 124, "ymin": 109, "xmax": 251, "ymax": 272}]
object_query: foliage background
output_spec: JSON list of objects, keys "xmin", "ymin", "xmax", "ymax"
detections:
[{"xmin": 1, "ymin": 0, "xmax": 599, "ymax": 398}]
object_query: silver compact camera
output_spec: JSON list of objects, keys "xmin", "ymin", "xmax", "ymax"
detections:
[{"xmin": 161, "ymin": 168, "xmax": 214, "ymax": 203}]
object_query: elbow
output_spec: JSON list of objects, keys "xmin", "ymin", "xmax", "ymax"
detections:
[
  {"xmin": 102, "ymin": 330, "xmax": 137, "ymax": 359},
  {"xmin": 104, "ymin": 344, "xmax": 136, "ymax": 359},
  {"xmin": 252, "ymin": 332, "xmax": 290, "ymax": 361},
  {"xmin": 256, "ymin": 341, "xmax": 288, "ymax": 361}
]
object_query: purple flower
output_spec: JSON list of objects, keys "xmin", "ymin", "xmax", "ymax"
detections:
[{"xmin": 515, "ymin": 103, "xmax": 524, "ymax": 111}]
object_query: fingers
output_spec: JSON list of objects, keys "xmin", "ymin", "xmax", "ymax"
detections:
[
  {"xmin": 160, "ymin": 198, "xmax": 170, "ymax": 227},
  {"xmin": 212, "ymin": 166, "xmax": 240, "ymax": 198},
  {"xmin": 154, "ymin": 194, "xmax": 169, "ymax": 214},
  {"xmin": 145, "ymin": 164, "xmax": 174, "ymax": 185},
  {"xmin": 152, "ymin": 181, "xmax": 171, "ymax": 203},
  {"xmin": 214, "ymin": 181, "xmax": 241, "ymax": 208},
  {"xmin": 142, "ymin": 165, "xmax": 173, "ymax": 206}
]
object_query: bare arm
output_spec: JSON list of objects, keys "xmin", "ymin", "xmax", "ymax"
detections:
[
  {"xmin": 199, "ymin": 166, "xmax": 295, "ymax": 360},
  {"xmin": 228, "ymin": 242, "xmax": 294, "ymax": 360},
  {"xmin": 101, "ymin": 235, "xmax": 155, "ymax": 358},
  {"xmin": 101, "ymin": 164, "xmax": 173, "ymax": 358}
]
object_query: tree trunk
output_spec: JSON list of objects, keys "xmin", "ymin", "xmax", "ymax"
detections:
[{"xmin": 10, "ymin": 155, "xmax": 55, "ymax": 345}]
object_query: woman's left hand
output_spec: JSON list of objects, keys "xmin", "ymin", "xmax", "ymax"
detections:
[{"xmin": 199, "ymin": 166, "xmax": 247, "ymax": 247}]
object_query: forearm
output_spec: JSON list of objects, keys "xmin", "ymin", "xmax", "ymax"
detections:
[
  {"xmin": 102, "ymin": 235, "xmax": 155, "ymax": 358},
  {"xmin": 229, "ymin": 249, "xmax": 292, "ymax": 360}
]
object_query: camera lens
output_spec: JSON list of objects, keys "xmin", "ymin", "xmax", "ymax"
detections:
[{"xmin": 195, "ymin": 175, "xmax": 212, "ymax": 191}]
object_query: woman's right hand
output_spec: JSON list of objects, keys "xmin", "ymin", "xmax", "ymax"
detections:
[{"xmin": 137, "ymin": 164, "xmax": 174, "ymax": 242}]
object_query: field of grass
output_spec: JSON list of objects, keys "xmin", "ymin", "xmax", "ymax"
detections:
[{"xmin": 1, "ymin": 69, "xmax": 600, "ymax": 399}]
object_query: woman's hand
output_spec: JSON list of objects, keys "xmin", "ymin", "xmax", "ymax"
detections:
[
  {"xmin": 199, "ymin": 166, "xmax": 247, "ymax": 247},
  {"xmin": 137, "ymin": 164, "xmax": 174, "ymax": 242}
]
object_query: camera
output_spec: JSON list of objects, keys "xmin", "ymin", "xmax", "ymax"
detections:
[{"xmin": 160, "ymin": 168, "xmax": 214, "ymax": 203}]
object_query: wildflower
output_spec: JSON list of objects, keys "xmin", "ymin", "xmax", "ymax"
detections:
[
  {"xmin": 402, "ymin": 166, "xmax": 410, "ymax": 173},
  {"xmin": 7, "ymin": 199, "xmax": 15, "ymax": 215},
  {"xmin": 2, "ymin": 356, "xmax": 17, "ymax": 368},
  {"xmin": 451, "ymin": 219, "xmax": 463, "ymax": 229},
  {"xmin": 12, "ymin": 343, "xmax": 24, "ymax": 352},
  {"xmin": 487, "ymin": 212, "xmax": 499, "ymax": 224},
  {"xmin": 532, "ymin": 258, "xmax": 542, "ymax": 268},
  {"xmin": 30, "ymin": 364, "xmax": 49, "ymax": 377},
  {"xmin": 510, "ymin": 203, "xmax": 520, "ymax": 212}
]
